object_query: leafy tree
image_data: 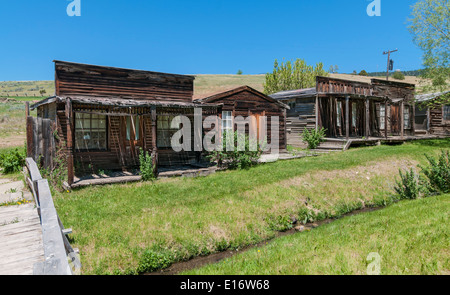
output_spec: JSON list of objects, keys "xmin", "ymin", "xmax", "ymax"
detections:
[
  {"xmin": 408, "ymin": 0, "xmax": 450, "ymax": 104},
  {"xmin": 263, "ymin": 58, "xmax": 328, "ymax": 95},
  {"xmin": 328, "ymin": 65, "xmax": 339, "ymax": 74},
  {"xmin": 358, "ymin": 70, "xmax": 369, "ymax": 76},
  {"xmin": 236, "ymin": 69, "xmax": 243, "ymax": 75},
  {"xmin": 351, "ymin": 70, "xmax": 358, "ymax": 75}
]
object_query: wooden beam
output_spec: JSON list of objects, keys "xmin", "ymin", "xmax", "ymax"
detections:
[
  {"xmin": 365, "ymin": 98, "xmax": 370, "ymax": 138},
  {"xmin": 151, "ymin": 106, "xmax": 158, "ymax": 176},
  {"xmin": 26, "ymin": 117, "xmax": 34, "ymax": 158},
  {"xmin": 411, "ymin": 102, "xmax": 416, "ymax": 136},
  {"xmin": 345, "ymin": 96, "xmax": 350, "ymax": 140},
  {"xmin": 400, "ymin": 100, "xmax": 405, "ymax": 139},
  {"xmin": 385, "ymin": 101, "xmax": 388, "ymax": 139},
  {"xmin": 25, "ymin": 102, "xmax": 30, "ymax": 117},
  {"xmin": 315, "ymin": 95, "xmax": 319, "ymax": 130},
  {"xmin": 65, "ymin": 98, "xmax": 74, "ymax": 186},
  {"xmin": 329, "ymin": 97, "xmax": 333, "ymax": 137}
]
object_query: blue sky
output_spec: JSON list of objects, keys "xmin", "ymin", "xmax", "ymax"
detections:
[{"xmin": 0, "ymin": 0, "xmax": 423, "ymax": 81}]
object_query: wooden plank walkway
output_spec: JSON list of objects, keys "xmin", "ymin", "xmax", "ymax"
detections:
[{"xmin": 0, "ymin": 203, "xmax": 44, "ymax": 275}]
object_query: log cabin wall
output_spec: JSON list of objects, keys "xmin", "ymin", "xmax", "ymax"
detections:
[{"xmin": 54, "ymin": 60, "xmax": 195, "ymax": 102}]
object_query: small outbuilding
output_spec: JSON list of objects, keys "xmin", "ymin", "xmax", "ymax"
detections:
[
  {"xmin": 196, "ymin": 86, "xmax": 289, "ymax": 151},
  {"xmin": 415, "ymin": 91, "xmax": 450, "ymax": 136}
]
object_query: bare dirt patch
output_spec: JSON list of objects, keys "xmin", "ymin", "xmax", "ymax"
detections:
[
  {"xmin": 0, "ymin": 133, "xmax": 26, "ymax": 148},
  {"xmin": 280, "ymin": 158, "xmax": 419, "ymax": 188}
]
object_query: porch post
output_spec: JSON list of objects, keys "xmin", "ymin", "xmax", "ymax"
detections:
[
  {"xmin": 385, "ymin": 100, "xmax": 388, "ymax": 139},
  {"xmin": 365, "ymin": 98, "xmax": 370, "ymax": 138},
  {"xmin": 345, "ymin": 96, "xmax": 349, "ymax": 140},
  {"xmin": 151, "ymin": 106, "xmax": 158, "ymax": 176},
  {"xmin": 400, "ymin": 100, "xmax": 405, "ymax": 139},
  {"xmin": 411, "ymin": 102, "xmax": 416, "ymax": 136},
  {"xmin": 65, "ymin": 98, "xmax": 74, "ymax": 186},
  {"xmin": 315, "ymin": 94, "xmax": 319, "ymax": 130}
]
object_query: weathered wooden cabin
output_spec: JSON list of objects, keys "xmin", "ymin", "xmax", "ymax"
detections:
[
  {"xmin": 270, "ymin": 76, "xmax": 416, "ymax": 147},
  {"xmin": 29, "ymin": 61, "xmax": 288, "ymax": 187},
  {"xmin": 415, "ymin": 91, "xmax": 450, "ymax": 136},
  {"xmin": 196, "ymin": 86, "xmax": 289, "ymax": 151},
  {"xmin": 30, "ymin": 61, "xmax": 219, "ymax": 185}
]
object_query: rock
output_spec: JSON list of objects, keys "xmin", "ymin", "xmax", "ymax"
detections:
[
  {"xmin": 311, "ymin": 223, "xmax": 319, "ymax": 228},
  {"xmin": 290, "ymin": 215, "xmax": 298, "ymax": 224},
  {"xmin": 294, "ymin": 225, "xmax": 305, "ymax": 232}
]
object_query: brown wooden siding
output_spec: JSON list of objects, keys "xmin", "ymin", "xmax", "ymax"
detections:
[{"xmin": 55, "ymin": 61, "xmax": 194, "ymax": 102}]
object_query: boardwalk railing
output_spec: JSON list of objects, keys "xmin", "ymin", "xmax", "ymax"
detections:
[{"xmin": 25, "ymin": 158, "xmax": 80, "ymax": 275}]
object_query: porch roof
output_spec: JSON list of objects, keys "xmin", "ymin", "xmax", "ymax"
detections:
[{"xmin": 30, "ymin": 95, "xmax": 219, "ymax": 110}]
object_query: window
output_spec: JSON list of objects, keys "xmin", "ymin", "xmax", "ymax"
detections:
[
  {"xmin": 75, "ymin": 113, "xmax": 107, "ymax": 150},
  {"xmin": 404, "ymin": 106, "xmax": 411, "ymax": 129},
  {"xmin": 126, "ymin": 115, "xmax": 140, "ymax": 141},
  {"xmin": 380, "ymin": 105, "xmax": 386, "ymax": 130},
  {"xmin": 352, "ymin": 103, "xmax": 357, "ymax": 128},
  {"xmin": 157, "ymin": 115, "xmax": 183, "ymax": 148},
  {"xmin": 336, "ymin": 102, "xmax": 342, "ymax": 128},
  {"xmin": 444, "ymin": 105, "xmax": 450, "ymax": 122},
  {"xmin": 222, "ymin": 111, "xmax": 233, "ymax": 132}
]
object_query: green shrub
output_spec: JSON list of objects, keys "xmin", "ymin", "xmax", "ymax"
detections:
[
  {"xmin": 136, "ymin": 249, "xmax": 173, "ymax": 274},
  {"xmin": 0, "ymin": 147, "xmax": 26, "ymax": 174},
  {"xmin": 394, "ymin": 168, "xmax": 421, "ymax": 200},
  {"xmin": 421, "ymin": 150, "xmax": 450, "ymax": 194},
  {"xmin": 392, "ymin": 71, "xmax": 406, "ymax": 80},
  {"xmin": 265, "ymin": 214, "xmax": 294, "ymax": 232},
  {"xmin": 207, "ymin": 131, "xmax": 263, "ymax": 170},
  {"xmin": 139, "ymin": 149, "xmax": 155, "ymax": 181},
  {"xmin": 302, "ymin": 127, "xmax": 327, "ymax": 150}
]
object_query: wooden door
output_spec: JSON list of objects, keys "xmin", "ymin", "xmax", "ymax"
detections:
[
  {"xmin": 121, "ymin": 115, "xmax": 143, "ymax": 166},
  {"xmin": 391, "ymin": 105, "xmax": 400, "ymax": 135}
]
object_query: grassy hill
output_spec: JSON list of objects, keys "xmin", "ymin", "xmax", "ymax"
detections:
[{"xmin": 0, "ymin": 73, "xmax": 433, "ymax": 101}]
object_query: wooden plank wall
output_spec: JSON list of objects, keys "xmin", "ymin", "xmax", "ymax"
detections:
[
  {"xmin": 215, "ymin": 90, "xmax": 287, "ymax": 150},
  {"xmin": 55, "ymin": 61, "xmax": 194, "ymax": 102},
  {"xmin": 26, "ymin": 116, "xmax": 56, "ymax": 170},
  {"xmin": 429, "ymin": 107, "xmax": 450, "ymax": 135}
]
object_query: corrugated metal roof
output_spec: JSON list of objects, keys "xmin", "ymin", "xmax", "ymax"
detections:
[
  {"xmin": 269, "ymin": 88, "xmax": 317, "ymax": 100},
  {"xmin": 415, "ymin": 90, "xmax": 450, "ymax": 102}
]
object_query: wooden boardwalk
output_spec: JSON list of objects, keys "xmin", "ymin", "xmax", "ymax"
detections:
[{"xmin": 0, "ymin": 203, "xmax": 44, "ymax": 275}]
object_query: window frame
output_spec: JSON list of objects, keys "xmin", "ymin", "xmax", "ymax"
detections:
[
  {"xmin": 443, "ymin": 105, "xmax": 450, "ymax": 123},
  {"xmin": 221, "ymin": 111, "xmax": 233, "ymax": 133},
  {"xmin": 74, "ymin": 112, "xmax": 108, "ymax": 152},
  {"xmin": 156, "ymin": 115, "xmax": 184, "ymax": 149},
  {"xmin": 403, "ymin": 105, "xmax": 411, "ymax": 129},
  {"xmin": 379, "ymin": 104, "xmax": 386, "ymax": 130}
]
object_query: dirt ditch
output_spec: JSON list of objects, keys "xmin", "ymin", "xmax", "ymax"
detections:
[{"xmin": 145, "ymin": 206, "xmax": 382, "ymax": 275}]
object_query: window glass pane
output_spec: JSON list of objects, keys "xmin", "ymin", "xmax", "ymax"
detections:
[
  {"xmin": 74, "ymin": 113, "xmax": 107, "ymax": 150},
  {"xmin": 91, "ymin": 117, "xmax": 99, "ymax": 128},
  {"xmin": 126, "ymin": 117, "xmax": 131, "ymax": 140},
  {"xmin": 352, "ymin": 103, "xmax": 357, "ymax": 128},
  {"xmin": 99, "ymin": 117, "xmax": 106, "ymax": 128},
  {"xmin": 135, "ymin": 116, "xmax": 140, "ymax": 140},
  {"xmin": 444, "ymin": 105, "xmax": 450, "ymax": 121}
]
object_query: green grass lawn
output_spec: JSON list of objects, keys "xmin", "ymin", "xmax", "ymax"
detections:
[
  {"xmin": 53, "ymin": 139, "xmax": 450, "ymax": 274},
  {"xmin": 184, "ymin": 194, "xmax": 449, "ymax": 275}
]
